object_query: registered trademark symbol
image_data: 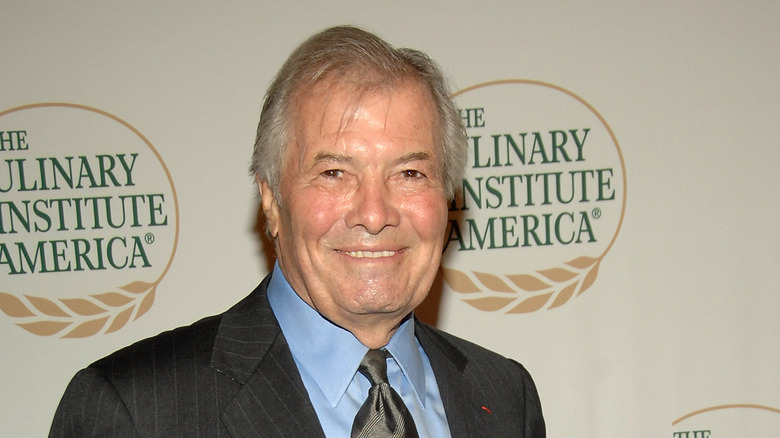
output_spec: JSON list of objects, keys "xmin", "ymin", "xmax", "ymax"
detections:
[
  {"xmin": 592, "ymin": 208, "xmax": 602, "ymax": 219},
  {"xmin": 145, "ymin": 233, "xmax": 155, "ymax": 244}
]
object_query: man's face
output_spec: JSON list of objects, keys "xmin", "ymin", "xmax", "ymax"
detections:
[{"xmin": 260, "ymin": 80, "xmax": 448, "ymax": 335}]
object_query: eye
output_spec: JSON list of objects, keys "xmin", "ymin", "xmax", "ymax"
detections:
[
  {"xmin": 320, "ymin": 169, "xmax": 343, "ymax": 179},
  {"xmin": 401, "ymin": 169, "xmax": 426, "ymax": 179}
]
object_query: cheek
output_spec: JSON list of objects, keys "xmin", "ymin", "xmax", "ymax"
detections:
[
  {"xmin": 406, "ymin": 194, "xmax": 449, "ymax": 240},
  {"xmin": 287, "ymin": 191, "xmax": 346, "ymax": 243}
]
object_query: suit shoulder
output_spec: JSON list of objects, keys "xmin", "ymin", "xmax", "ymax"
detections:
[
  {"xmin": 417, "ymin": 322, "xmax": 546, "ymax": 436},
  {"xmin": 80, "ymin": 314, "xmax": 240, "ymax": 435},
  {"xmin": 417, "ymin": 322, "xmax": 512, "ymax": 363},
  {"xmin": 52, "ymin": 282, "xmax": 272, "ymax": 436},
  {"xmin": 416, "ymin": 321, "xmax": 539, "ymax": 388},
  {"xmin": 90, "ymin": 313, "xmax": 222, "ymax": 380}
]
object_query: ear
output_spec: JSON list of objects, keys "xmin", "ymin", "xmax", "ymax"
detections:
[{"xmin": 257, "ymin": 177, "xmax": 280, "ymax": 238}]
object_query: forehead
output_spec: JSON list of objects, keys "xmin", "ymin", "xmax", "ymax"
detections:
[{"xmin": 288, "ymin": 79, "xmax": 439, "ymax": 160}]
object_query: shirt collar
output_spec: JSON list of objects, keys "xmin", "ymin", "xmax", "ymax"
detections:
[
  {"xmin": 266, "ymin": 263, "xmax": 427, "ymax": 407},
  {"xmin": 384, "ymin": 313, "xmax": 427, "ymax": 406}
]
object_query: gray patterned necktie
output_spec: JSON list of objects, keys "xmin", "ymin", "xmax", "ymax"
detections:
[{"xmin": 351, "ymin": 349, "xmax": 419, "ymax": 438}]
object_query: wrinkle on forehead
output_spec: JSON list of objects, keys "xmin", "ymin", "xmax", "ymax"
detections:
[
  {"xmin": 329, "ymin": 88, "xmax": 393, "ymax": 141},
  {"xmin": 297, "ymin": 74, "xmax": 422, "ymax": 134},
  {"xmin": 287, "ymin": 78, "xmax": 437, "ymax": 176}
]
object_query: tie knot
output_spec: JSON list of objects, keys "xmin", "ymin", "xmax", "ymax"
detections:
[{"xmin": 358, "ymin": 349, "xmax": 389, "ymax": 386}]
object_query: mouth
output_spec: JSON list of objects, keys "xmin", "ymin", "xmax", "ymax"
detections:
[{"xmin": 340, "ymin": 250, "xmax": 397, "ymax": 259}]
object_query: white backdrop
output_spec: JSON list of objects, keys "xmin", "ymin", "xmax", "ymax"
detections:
[{"xmin": 1, "ymin": 1, "xmax": 778, "ymax": 437}]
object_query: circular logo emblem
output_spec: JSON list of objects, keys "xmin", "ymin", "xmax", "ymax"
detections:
[
  {"xmin": 673, "ymin": 404, "xmax": 780, "ymax": 437},
  {"xmin": 442, "ymin": 80, "xmax": 626, "ymax": 313},
  {"xmin": 0, "ymin": 103, "xmax": 178, "ymax": 337}
]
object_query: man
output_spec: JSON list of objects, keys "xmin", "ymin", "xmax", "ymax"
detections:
[{"xmin": 50, "ymin": 26, "xmax": 545, "ymax": 437}]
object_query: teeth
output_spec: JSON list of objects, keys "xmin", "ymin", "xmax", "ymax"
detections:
[{"xmin": 344, "ymin": 250, "xmax": 396, "ymax": 259}]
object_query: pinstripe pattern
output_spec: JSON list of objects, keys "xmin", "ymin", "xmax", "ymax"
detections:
[
  {"xmin": 417, "ymin": 323, "xmax": 546, "ymax": 437},
  {"xmin": 50, "ymin": 275, "xmax": 545, "ymax": 437}
]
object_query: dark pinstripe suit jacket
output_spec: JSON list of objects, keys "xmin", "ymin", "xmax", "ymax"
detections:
[{"xmin": 50, "ymin": 275, "xmax": 545, "ymax": 437}]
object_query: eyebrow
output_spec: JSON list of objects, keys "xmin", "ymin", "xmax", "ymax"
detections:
[
  {"xmin": 313, "ymin": 151, "xmax": 353, "ymax": 164},
  {"xmin": 397, "ymin": 151, "xmax": 432, "ymax": 164},
  {"xmin": 312, "ymin": 151, "xmax": 432, "ymax": 165}
]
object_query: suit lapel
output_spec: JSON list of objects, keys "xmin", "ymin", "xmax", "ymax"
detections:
[
  {"xmin": 211, "ymin": 276, "xmax": 326, "ymax": 438},
  {"xmin": 416, "ymin": 321, "xmax": 491, "ymax": 438}
]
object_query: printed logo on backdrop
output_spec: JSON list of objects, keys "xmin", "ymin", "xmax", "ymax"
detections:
[
  {"xmin": 443, "ymin": 80, "xmax": 626, "ymax": 313},
  {"xmin": 672, "ymin": 403, "xmax": 780, "ymax": 437},
  {"xmin": 0, "ymin": 103, "xmax": 178, "ymax": 337}
]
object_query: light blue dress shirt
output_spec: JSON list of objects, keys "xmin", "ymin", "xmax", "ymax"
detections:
[{"xmin": 266, "ymin": 263, "xmax": 451, "ymax": 437}]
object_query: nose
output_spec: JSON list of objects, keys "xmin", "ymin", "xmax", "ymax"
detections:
[{"xmin": 344, "ymin": 176, "xmax": 400, "ymax": 234}]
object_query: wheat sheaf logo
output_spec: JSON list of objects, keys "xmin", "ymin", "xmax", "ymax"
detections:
[
  {"xmin": 0, "ymin": 103, "xmax": 178, "ymax": 337},
  {"xmin": 442, "ymin": 80, "xmax": 625, "ymax": 313}
]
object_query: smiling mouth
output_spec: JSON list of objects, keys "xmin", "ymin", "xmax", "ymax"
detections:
[{"xmin": 341, "ymin": 250, "xmax": 397, "ymax": 259}]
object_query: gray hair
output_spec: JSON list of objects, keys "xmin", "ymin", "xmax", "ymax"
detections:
[{"xmin": 250, "ymin": 25, "xmax": 467, "ymax": 201}]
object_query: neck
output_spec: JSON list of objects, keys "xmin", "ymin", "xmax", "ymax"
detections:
[{"xmin": 343, "ymin": 312, "xmax": 413, "ymax": 349}]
